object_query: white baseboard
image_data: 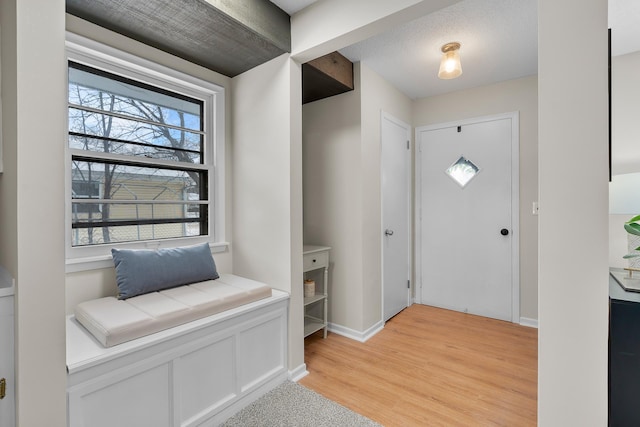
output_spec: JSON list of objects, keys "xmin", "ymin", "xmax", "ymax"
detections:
[
  {"xmin": 328, "ymin": 320, "xmax": 384, "ymax": 342},
  {"xmin": 288, "ymin": 363, "xmax": 308, "ymax": 382},
  {"xmin": 520, "ymin": 317, "xmax": 538, "ymax": 328}
]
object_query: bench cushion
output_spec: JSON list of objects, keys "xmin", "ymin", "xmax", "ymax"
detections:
[{"xmin": 74, "ymin": 274, "xmax": 272, "ymax": 347}]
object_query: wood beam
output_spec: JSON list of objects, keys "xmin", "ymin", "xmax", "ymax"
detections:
[
  {"xmin": 66, "ymin": 0, "xmax": 291, "ymax": 77},
  {"xmin": 205, "ymin": 0, "xmax": 291, "ymax": 52},
  {"xmin": 302, "ymin": 51, "xmax": 353, "ymax": 104}
]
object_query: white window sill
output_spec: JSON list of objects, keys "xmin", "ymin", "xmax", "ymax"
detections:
[{"xmin": 65, "ymin": 242, "xmax": 230, "ymax": 274}]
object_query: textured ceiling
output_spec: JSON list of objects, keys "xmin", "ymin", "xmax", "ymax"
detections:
[
  {"xmin": 274, "ymin": 0, "xmax": 639, "ymax": 100},
  {"xmin": 339, "ymin": 0, "xmax": 538, "ymax": 100}
]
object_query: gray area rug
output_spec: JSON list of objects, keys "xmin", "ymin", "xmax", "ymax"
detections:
[{"xmin": 221, "ymin": 381, "xmax": 382, "ymax": 426}]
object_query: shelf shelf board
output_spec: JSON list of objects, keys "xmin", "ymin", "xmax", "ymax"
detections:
[
  {"xmin": 304, "ymin": 320, "xmax": 326, "ymax": 337},
  {"xmin": 304, "ymin": 294, "xmax": 326, "ymax": 307}
]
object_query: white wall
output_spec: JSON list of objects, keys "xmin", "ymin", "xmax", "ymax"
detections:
[
  {"xmin": 0, "ymin": 0, "xmax": 18, "ymax": 302},
  {"xmin": 296, "ymin": 1, "xmax": 610, "ymax": 423},
  {"xmin": 413, "ymin": 75, "xmax": 538, "ymax": 321},
  {"xmin": 231, "ymin": 53, "xmax": 304, "ymax": 373},
  {"xmin": 612, "ymin": 51, "xmax": 640, "ymax": 175},
  {"xmin": 305, "ymin": 69, "xmax": 538, "ymax": 330},
  {"xmin": 303, "ymin": 64, "xmax": 364, "ymax": 330},
  {"xmin": 303, "ymin": 62, "xmax": 412, "ymax": 333},
  {"xmin": 1, "ymin": 9, "xmax": 238, "ymax": 425},
  {"xmin": 64, "ymin": 16, "xmax": 234, "ymax": 314},
  {"xmin": 0, "ymin": 1, "xmax": 611, "ymax": 424},
  {"xmin": 1, "ymin": 0, "xmax": 67, "ymax": 425},
  {"xmin": 360, "ymin": 63, "xmax": 413, "ymax": 328},
  {"xmin": 608, "ymin": 51, "xmax": 640, "ymax": 269},
  {"xmin": 538, "ymin": 0, "xmax": 608, "ymax": 424}
]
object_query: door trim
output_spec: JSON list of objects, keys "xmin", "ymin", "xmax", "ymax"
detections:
[
  {"xmin": 381, "ymin": 111, "xmax": 412, "ymax": 322},
  {"xmin": 414, "ymin": 112, "xmax": 520, "ymax": 323}
]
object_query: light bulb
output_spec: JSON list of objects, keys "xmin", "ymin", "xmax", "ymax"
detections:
[{"xmin": 438, "ymin": 42, "xmax": 463, "ymax": 79}]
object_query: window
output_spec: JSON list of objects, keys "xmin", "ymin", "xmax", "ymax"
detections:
[
  {"xmin": 445, "ymin": 155, "xmax": 480, "ymax": 188},
  {"xmin": 66, "ymin": 35, "xmax": 225, "ymax": 269}
]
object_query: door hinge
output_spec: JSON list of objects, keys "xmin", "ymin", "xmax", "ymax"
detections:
[
  {"xmin": 0, "ymin": 378, "xmax": 6, "ymax": 399},
  {"xmin": 407, "ymin": 140, "xmax": 410, "ymax": 150},
  {"xmin": 407, "ymin": 280, "xmax": 410, "ymax": 289}
]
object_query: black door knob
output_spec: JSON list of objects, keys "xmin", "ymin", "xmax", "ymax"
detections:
[{"xmin": 500, "ymin": 228, "xmax": 509, "ymax": 236}]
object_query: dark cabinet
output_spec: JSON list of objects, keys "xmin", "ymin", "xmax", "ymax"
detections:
[{"xmin": 609, "ymin": 272, "xmax": 640, "ymax": 426}]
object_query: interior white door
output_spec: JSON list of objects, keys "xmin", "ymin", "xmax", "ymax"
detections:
[
  {"xmin": 382, "ymin": 112, "xmax": 410, "ymax": 321},
  {"xmin": 418, "ymin": 116, "xmax": 516, "ymax": 321}
]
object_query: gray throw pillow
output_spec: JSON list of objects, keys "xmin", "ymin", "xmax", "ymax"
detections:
[{"xmin": 112, "ymin": 243, "xmax": 219, "ymax": 299}]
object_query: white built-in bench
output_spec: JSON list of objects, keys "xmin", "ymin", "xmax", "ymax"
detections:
[{"xmin": 66, "ymin": 274, "xmax": 289, "ymax": 427}]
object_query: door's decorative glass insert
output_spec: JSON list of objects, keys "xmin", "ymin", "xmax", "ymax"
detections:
[{"xmin": 445, "ymin": 156, "xmax": 480, "ymax": 188}]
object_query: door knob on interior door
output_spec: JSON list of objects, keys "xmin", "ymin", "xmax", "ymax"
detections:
[
  {"xmin": 500, "ymin": 228, "xmax": 509, "ymax": 236},
  {"xmin": 385, "ymin": 229, "xmax": 394, "ymax": 236}
]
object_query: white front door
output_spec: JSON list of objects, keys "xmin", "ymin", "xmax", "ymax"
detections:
[
  {"xmin": 416, "ymin": 113, "xmax": 519, "ymax": 322},
  {"xmin": 382, "ymin": 112, "xmax": 411, "ymax": 321}
]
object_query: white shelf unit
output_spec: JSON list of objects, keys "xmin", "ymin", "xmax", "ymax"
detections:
[{"xmin": 303, "ymin": 245, "xmax": 330, "ymax": 338}]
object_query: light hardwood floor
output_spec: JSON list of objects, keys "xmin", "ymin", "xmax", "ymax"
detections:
[{"xmin": 300, "ymin": 304, "xmax": 538, "ymax": 427}]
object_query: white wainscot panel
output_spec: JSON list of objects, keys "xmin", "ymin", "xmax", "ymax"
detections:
[
  {"xmin": 69, "ymin": 364, "xmax": 171, "ymax": 427},
  {"xmin": 177, "ymin": 336, "xmax": 236, "ymax": 426},
  {"xmin": 238, "ymin": 313, "xmax": 286, "ymax": 392}
]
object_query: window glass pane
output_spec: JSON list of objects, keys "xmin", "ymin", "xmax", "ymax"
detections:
[
  {"xmin": 72, "ymin": 180, "xmax": 101, "ymax": 213},
  {"xmin": 71, "ymin": 222, "xmax": 204, "ymax": 246},
  {"xmin": 68, "ymin": 134, "xmax": 201, "ymax": 164},
  {"xmin": 72, "ymin": 180, "xmax": 100, "ymax": 198},
  {"xmin": 71, "ymin": 160, "xmax": 205, "ymax": 202},
  {"xmin": 71, "ymin": 202, "xmax": 204, "ymax": 221},
  {"xmin": 69, "ymin": 64, "xmax": 202, "ymax": 131},
  {"xmin": 69, "ymin": 107, "xmax": 202, "ymax": 154},
  {"xmin": 445, "ymin": 156, "xmax": 480, "ymax": 188},
  {"xmin": 71, "ymin": 201, "xmax": 206, "ymax": 246}
]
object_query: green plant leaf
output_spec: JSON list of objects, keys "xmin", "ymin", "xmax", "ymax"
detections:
[
  {"xmin": 625, "ymin": 223, "xmax": 640, "ymax": 236},
  {"xmin": 627, "ymin": 215, "xmax": 640, "ymax": 224},
  {"xmin": 624, "ymin": 253, "xmax": 640, "ymax": 259}
]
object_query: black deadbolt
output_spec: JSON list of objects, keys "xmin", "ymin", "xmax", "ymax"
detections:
[{"xmin": 500, "ymin": 228, "xmax": 509, "ymax": 236}]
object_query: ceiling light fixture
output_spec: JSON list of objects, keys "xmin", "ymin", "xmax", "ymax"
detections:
[{"xmin": 438, "ymin": 42, "xmax": 463, "ymax": 79}]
